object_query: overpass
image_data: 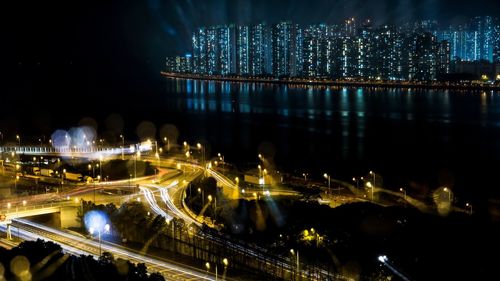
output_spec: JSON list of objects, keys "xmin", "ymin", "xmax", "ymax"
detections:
[
  {"xmin": 0, "ymin": 142, "xmax": 154, "ymax": 159},
  {"xmin": 0, "ymin": 195, "xmax": 133, "ymax": 240}
]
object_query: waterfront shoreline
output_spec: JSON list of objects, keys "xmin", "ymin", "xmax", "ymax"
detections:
[{"xmin": 161, "ymin": 71, "xmax": 500, "ymax": 91}]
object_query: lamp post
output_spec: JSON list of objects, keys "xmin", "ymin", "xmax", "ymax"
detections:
[
  {"xmin": 323, "ymin": 173, "xmax": 331, "ymax": 190},
  {"xmin": 369, "ymin": 171, "xmax": 376, "ymax": 187},
  {"xmin": 290, "ymin": 249, "xmax": 299, "ymax": 281},
  {"xmin": 155, "ymin": 152, "xmax": 160, "ymax": 181},
  {"xmin": 303, "ymin": 173, "xmax": 308, "ymax": 182},
  {"xmin": 16, "ymin": 134, "xmax": 20, "ymax": 146},
  {"xmin": 218, "ymin": 153, "xmax": 224, "ymax": 170},
  {"xmin": 366, "ymin": 182, "xmax": 374, "ymax": 201},
  {"xmin": 163, "ymin": 137, "xmax": 169, "ymax": 151},
  {"xmin": 89, "ymin": 223, "xmax": 110, "ymax": 256},
  {"xmin": 88, "ymin": 163, "xmax": 96, "ymax": 203},
  {"xmin": 399, "ymin": 188, "xmax": 406, "ymax": 200},
  {"xmin": 197, "ymin": 143, "xmax": 204, "ymax": 166},
  {"xmin": 15, "ymin": 175, "xmax": 19, "ymax": 193},
  {"xmin": 62, "ymin": 169, "xmax": 66, "ymax": 192},
  {"xmin": 208, "ymin": 195, "xmax": 216, "ymax": 223},
  {"xmin": 198, "ymin": 188, "xmax": 204, "ymax": 206},
  {"xmin": 222, "ymin": 258, "xmax": 229, "ymax": 280},
  {"xmin": 443, "ymin": 187, "xmax": 452, "ymax": 205},
  {"xmin": 465, "ymin": 203, "xmax": 473, "ymax": 215},
  {"xmin": 119, "ymin": 134, "xmax": 125, "ymax": 160},
  {"xmin": 352, "ymin": 177, "xmax": 363, "ymax": 189},
  {"xmin": 135, "ymin": 150, "xmax": 140, "ymax": 180}
]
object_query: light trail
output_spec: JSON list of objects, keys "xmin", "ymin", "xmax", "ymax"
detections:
[
  {"xmin": 140, "ymin": 186, "xmax": 173, "ymax": 221},
  {"xmin": 10, "ymin": 219, "xmax": 215, "ymax": 280}
]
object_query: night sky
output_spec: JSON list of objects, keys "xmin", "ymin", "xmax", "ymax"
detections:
[{"xmin": 1, "ymin": 0, "xmax": 498, "ymax": 102}]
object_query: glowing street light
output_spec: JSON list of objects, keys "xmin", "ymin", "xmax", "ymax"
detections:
[
  {"xmin": 378, "ymin": 255, "xmax": 388, "ymax": 263},
  {"xmin": 399, "ymin": 188, "xmax": 406, "ymax": 200},
  {"xmin": 466, "ymin": 202, "xmax": 472, "ymax": 215},
  {"xmin": 89, "ymin": 223, "xmax": 110, "ymax": 256},
  {"xmin": 369, "ymin": 170, "xmax": 376, "ymax": 187},
  {"xmin": 290, "ymin": 249, "xmax": 299, "ymax": 281},
  {"xmin": 208, "ymin": 194, "xmax": 216, "ymax": 221},
  {"xmin": 366, "ymin": 182, "xmax": 374, "ymax": 200},
  {"xmin": 119, "ymin": 134, "xmax": 125, "ymax": 160},
  {"xmin": 443, "ymin": 187, "xmax": 452, "ymax": 204},
  {"xmin": 323, "ymin": 173, "xmax": 330, "ymax": 189},
  {"xmin": 352, "ymin": 177, "xmax": 363, "ymax": 189},
  {"xmin": 197, "ymin": 143, "xmax": 204, "ymax": 165}
]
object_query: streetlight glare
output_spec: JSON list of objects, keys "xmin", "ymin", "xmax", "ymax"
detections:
[
  {"xmin": 378, "ymin": 255, "xmax": 388, "ymax": 263},
  {"xmin": 223, "ymin": 258, "xmax": 229, "ymax": 266},
  {"xmin": 84, "ymin": 210, "xmax": 109, "ymax": 233}
]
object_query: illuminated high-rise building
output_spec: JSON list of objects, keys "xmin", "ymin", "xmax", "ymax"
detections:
[
  {"xmin": 470, "ymin": 16, "xmax": 495, "ymax": 62},
  {"xmin": 192, "ymin": 27, "xmax": 207, "ymax": 74},
  {"xmin": 272, "ymin": 21, "xmax": 300, "ymax": 77},
  {"xmin": 175, "ymin": 55, "xmax": 192, "ymax": 73},
  {"xmin": 302, "ymin": 24, "xmax": 328, "ymax": 77},
  {"xmin": 218, "ymin": 25, "xmax": 237, "ymax": 75},
  {"xmin": 413, "ymin": 32, "xmax": 438, "ymax": 81},
  {"xmin": 494, "ymin": 22, "xmax": 500, "ymax": 63},
  {"xmin": 165, "ymin": 57, "xmax": 176, "ymax": 72},
  {"xmin": 237, "ymin": 26, "xmax": 250, "ymax": 75},
  {"xmin": 250, "ymin": 23, "xmax": 272, "ymax": 75},
  {"xmin": 437, "ymin": 40, "xmax": 451, "ymax": 76}
]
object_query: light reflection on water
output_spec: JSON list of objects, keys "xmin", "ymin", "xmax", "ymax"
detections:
[{"xmin": 164, "ymin": 78, "xmax": 500, "ymax": 198}]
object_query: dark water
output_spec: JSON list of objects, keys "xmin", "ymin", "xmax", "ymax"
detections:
[
  {"xmin": 3, "ymin": 66, "xmax": 500, "ymax": 206},
  {"xmin": 158, "ymin": 79, "xmax": 500, "ymax": 202}
]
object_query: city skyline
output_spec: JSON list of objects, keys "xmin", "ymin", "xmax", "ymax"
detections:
[{"xmin": 166, "ymin": 16, "xmax": 500, "ymax": 81}]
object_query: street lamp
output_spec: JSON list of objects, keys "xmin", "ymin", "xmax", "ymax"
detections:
[
  {"xmin": 208, "ymin": 194, "xmax": 216, "ymax": 222},
  {"xmin": 15, "ymin": 175, "xmax": 19, "ymax": 193},
  {"xmin": 197, "ymin": 143, "xmax": 204, "ymax": 165},
  {"xmin": 290, "ymin": 249, "xmax": 299, "ymax": 281},
  {"xmin": 399, "ymin": 188, "xmax": 406, "ymax": 200},
  {"xmin": 218, "ymin": 153, "xmax": 224, "ymax": 170},
  {"xmin": 89, "ymin": 223, "xmax": 110, "ymax": 256},
  {"xmin": 443, "ymin": 187, "xmax": 452, "ymax": 205},
  {"xmin": 303, "ymin": 173, "xmax": 308, "ymax": 182},
  {"xmin": 16, "ymin": 134, "xmax": 20, "ymax": 146},
  {"xmin": 222, "ymin": 258, "xmax": 229, "ymax": 280},
  {"xmin": 163, "ymin": 137, "xmax": 169, "ymax": 151},
  {"xmin": 135, "ymin": 150, "xmax": 140, "ymax": 180},
  {"xmin": 323, "ymin": 173, "xmax": 331, "ymax": 189},
  {"xmin": 369, "ymin": 171, "xmax": 376, "ymax": 187},
  {"xmin": 119, "ymin": 134, "xmax": 125, "ymax": 160},
  {"xmin": 366, "ymin": 182, "xmax": 374, "ymax": 200},
  {"xmin": 465, "ymin": 203, "xmax": 473, "ymax": 215},
  {"xmin": 352, "ymin": 176, "xmax": 363, "ymax": 189}
]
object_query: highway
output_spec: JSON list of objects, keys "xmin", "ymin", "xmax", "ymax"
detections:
[
  {"xmin": 1, "ymin": 144, "xmax": 351, "ymax": 280},
  {"xmin": 1, "ymin": 219, "xmax": 216, "ymax": 281}
]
